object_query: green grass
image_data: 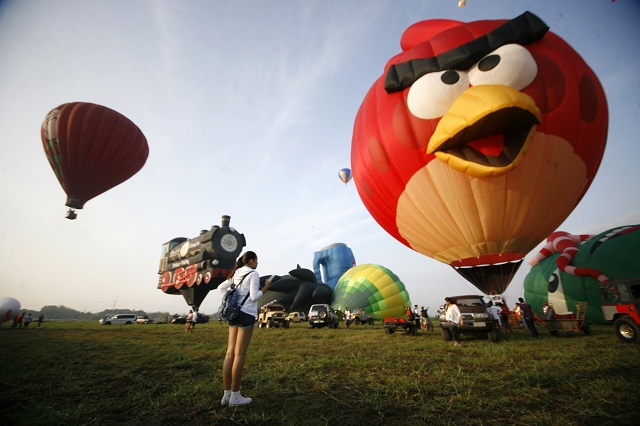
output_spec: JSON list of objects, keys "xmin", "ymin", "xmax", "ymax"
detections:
[{"xmin": 1, "ymin": 321, "xmax": 639, "ymax": 425}]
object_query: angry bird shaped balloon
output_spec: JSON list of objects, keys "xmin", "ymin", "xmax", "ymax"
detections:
[{"xmin": 351, "ymin": 12, "xmax": 608, "ymax": 294}]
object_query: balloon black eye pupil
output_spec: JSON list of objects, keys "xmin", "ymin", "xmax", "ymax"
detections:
[
  {"xmin": 548, "ymin": 273, "xmax": 560, "ymax": 293},
  {"xmin": 478, "ymin": 55, "xmax": 500, "ymax": 71},
  {"xmin": 441, "ymin": 70, "xmax": 460, "ymax": 85}
]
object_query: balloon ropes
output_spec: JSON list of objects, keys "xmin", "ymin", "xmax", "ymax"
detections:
[
  {"xmin": 41, "ymin": 102, "xmax": 149, "ymax": 219},
  {"xmin": 338, "ymin": 168, "xmax": 352, "ymax": 185}
]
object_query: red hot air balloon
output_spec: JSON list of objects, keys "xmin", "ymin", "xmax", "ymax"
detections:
[
  {"xmin": 41, "ymin": 102, "xmax": 149, "ymax": 219},
  {"xmin": 351, "ymin": 12, "xmax": 608, "ymax": 294}
]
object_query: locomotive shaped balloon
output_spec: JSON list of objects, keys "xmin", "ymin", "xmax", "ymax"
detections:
[
  {"xmin": 351, "ymin": 11, "xmax": 608, "ymax": 294},
  {"xmin": 158, "ymin": 215, "xmax": 246, "ymax": 308}
]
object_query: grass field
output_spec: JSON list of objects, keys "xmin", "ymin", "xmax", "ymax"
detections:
[{"xmin": 1, "ymin": 319, "xmax": 639, "ymax": 425}]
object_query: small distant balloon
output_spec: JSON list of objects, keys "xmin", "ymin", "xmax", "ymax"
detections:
[{"xmin": 338, "ymin": 168, "xmax": 352, "ymax": 185}]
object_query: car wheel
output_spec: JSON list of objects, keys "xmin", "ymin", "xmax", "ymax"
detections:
[
  {"xmin": 319, "ymin": 311, "xmax": 327, "ymax": 319},
  {"xmin": 614, "ymin": 317, "xmax": 639, "ymax": 343},
  {"xmin": 125, "ymin": 321, "xmax": 132, "ymax": 325},
  {"xmin": 441, "ymin": 327, "xmax": 452, "ymax": 341},
  {"xmin": 267, "ymin": 319, "xmax": 273, "ymax": 328},
  {"xmin": 105, "ymin": 321, "xmax": 111, "ymax": 325},
  {"xmin": 354, "ymin": 318, "xmax": 361, "ymax": 325},
  {"xmin": 368, "ymin": 319, "xmax": 375, "ymax": 325}
]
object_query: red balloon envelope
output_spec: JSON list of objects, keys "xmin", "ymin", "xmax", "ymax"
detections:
[
  {"xmin": 41, "ymin": 102, "xmax": 149, "ymax": 218},
  {"xmin": 351, "ymin": 12, "xmax": 608, "ymax": 294}
]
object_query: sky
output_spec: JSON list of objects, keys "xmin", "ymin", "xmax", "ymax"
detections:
[{"xmin": 1, "ymin": 0, "xmax": 639, "ymax": 317}]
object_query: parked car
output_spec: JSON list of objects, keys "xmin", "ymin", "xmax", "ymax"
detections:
[
  {"xmin": 171, "ymin": 313, "xmax": 210, "ymax": 324},
  {"xmin": 136, "ymin": 315, "xmax": 153, "ymax": 324},
  {"xmin": 600, "ymin": 278, "xmax": 640, "ymax": 343},
  {"xmin": 287, "ymin": 311, "xmax": 306, "ymax": 323},
  {"xmin": 99, "ymin": 314, "xmax": 136, "ymax": 325},
  {"xmin": 350, "ymin": 308, "xmax": 375, "ymax": 325},
  {"xmin": 438, "ymin": 295, "xmax": 500, "ymax": 342},
  {"xmin": 308, "ymin": 304, "xmax": 339, "ymax": 329},
  {"xmin": 257, "ymin": 304, "xmax": 290, "ymax": 328}
]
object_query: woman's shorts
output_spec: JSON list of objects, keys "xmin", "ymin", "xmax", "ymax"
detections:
[{"xmin": 228, "ymin": 311, "xmax": 256, "ymax": 329}]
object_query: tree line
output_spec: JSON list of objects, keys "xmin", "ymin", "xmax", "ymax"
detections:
[{"xmin": 26, "ymin": 305, "xmax": 173, "ymax": 321}]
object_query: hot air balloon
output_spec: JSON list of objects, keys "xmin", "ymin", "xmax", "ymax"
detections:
[
  {"xmin": 351, "ymin": 12, "xmax": 608, "ymax": 294},
  {"xmin": 331, "ymin": 264, "xmax": 411, "ymax": 320},
  {"xmin": 312, "ymin": 243, "xmax": 356, "ymax": 289},
  {"xmin": 41, "ymin": 102, "xmax": 149, "ymax": 219},
  {"xmin": 258, "ymin": 265, "xmax": 333, "ymax": 313},
  {"xmin": 338, "ymin": 168, "xmax": 352, "ymax": 185},
  {"xmin": 524, "ymin": 225, "xmax": 640, "ymax": 325},
  {"xmin": 0, "ymin": 297, "xmax": 21, "ymax": 324}
]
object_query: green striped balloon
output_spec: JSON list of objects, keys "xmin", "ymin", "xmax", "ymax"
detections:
[{"xmin": 331, "ymin": 264, "xmax": 411, "ymax": 320}]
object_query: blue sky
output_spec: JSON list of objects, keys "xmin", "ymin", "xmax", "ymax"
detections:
[{"xmin": 1, "ymin": 0, "xmax": 639, "ymax": 316}]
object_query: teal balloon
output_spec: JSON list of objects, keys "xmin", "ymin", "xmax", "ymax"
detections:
[{"xmin": 524, "ymin": 225, "xmax": 640, "ymax": 324}]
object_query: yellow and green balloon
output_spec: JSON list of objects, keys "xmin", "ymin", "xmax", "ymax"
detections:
[{"xmin": 332, "ymin": 264, "xmax": 411, "ymax": 320}]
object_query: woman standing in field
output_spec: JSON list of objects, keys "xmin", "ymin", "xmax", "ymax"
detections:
[{"xmin": 218, "ymin": 251, "xmax": 273, "ymax": 407}]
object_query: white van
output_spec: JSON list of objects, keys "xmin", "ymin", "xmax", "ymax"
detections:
[{"xmin": 100, "ymin": 314, "xmax": 136, "ymax": 325}]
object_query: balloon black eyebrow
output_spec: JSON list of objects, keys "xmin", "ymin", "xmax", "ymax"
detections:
[{"xmin": 384, "ymin": 11, "xmax": 549, "ymax": 93}]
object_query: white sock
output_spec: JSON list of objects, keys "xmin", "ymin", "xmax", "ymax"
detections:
[
  {"xmin": 231, "ymin": 390, "xmax": 241, "ymax": 397},
  {"xmin": 223, "ymin": 390, "xmax": 231, "ymax": 397}
]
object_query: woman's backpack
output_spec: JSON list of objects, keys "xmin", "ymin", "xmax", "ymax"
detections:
[{"xmin": 217, "ymin": 273, "xmax": 251, "ymax": 322}]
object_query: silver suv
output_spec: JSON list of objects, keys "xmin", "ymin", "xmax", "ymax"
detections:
[
  {"xmin": 438, "ymin": 295, "xmax": 500, "ymax": 342},
  {"xmin": 308, "ymin": 304, "xmax": 339, "ymax": 329},
  {"xmin": 100, "ymin": 314, "xmax": 136, "ymax": 325}
]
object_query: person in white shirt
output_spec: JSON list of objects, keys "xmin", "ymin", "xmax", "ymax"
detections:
[
  {"xmin": 344, "ymin": 307, "xmax": 352, "ymax": 329},
  {"xmin": 444, "ymin": 297, "xmax": 463, "ymax": 347},
  {"xmin": 217, "ymin": 251, "xmax": 274, "ymax": 407}
]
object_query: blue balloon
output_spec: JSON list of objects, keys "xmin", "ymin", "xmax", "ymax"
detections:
[
  {"xmin": 313, "ymin": 243, "xmax": 356, "ymax": 289},
  {"xmin": 339, "ymin": 168, "xmax": 352, "ymax": 185}
]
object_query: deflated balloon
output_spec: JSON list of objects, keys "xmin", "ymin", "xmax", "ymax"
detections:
[
  {"xmin": 351, "ymin": 12, "xmax": 608, "ymax": 294},
  {"xmin": 332, "ymin": 264, "xmax": 411, "ymax": 320},
  {"xmin": 41, "ymin": 102, "xmax": 149, "ymax": 217}
]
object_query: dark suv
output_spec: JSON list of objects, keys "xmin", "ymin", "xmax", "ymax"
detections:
[
  {"xmin": 439, "ymin": 295, "xmax": 500, "ymax": 342},
  {"xmin": 308, "ymin": 304, "xmax": 339, "ymax": 329}
]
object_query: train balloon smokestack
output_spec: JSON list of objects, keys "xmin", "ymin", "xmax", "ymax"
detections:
[{"xmin": 221, "ymin": 215, "xmax": 230, "ymax": 227}]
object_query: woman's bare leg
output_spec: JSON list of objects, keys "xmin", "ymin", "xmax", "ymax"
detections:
[
  {"xmin": 222, "ymin": 326, "xmax": 238, "ymax": 390},
  {"xmin": 231, "ymin": 326, "xmax": 254, "ymax": 391}
]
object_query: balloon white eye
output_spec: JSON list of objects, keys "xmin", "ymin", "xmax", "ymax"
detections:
[
  {"xmin": 468, "ymin": 44, "xmax": 537, "ymax": 90},
  {"xmin": 407, "ymin": 70, "xmax": 470, "ymax": 119}
]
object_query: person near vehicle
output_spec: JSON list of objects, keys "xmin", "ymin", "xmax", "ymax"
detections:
[
  {"xmin": 218, "ymin": 251, "xmax": 274, "ymax": 407},
  {"xmin": 498, "ymin": 303, "xmax": 511, "ymax": 332},
  {"xmin": 413, "ymin": 304, "xmax": 421, "ymax": 331},
  {"xmin": 486, "ymin": 302, "xmax": 502, "ymax": 328},
  {"xmin": 344, "ymin": 307, "xmax": 352, "ymax": 329},
  {"xmin": 444, "ymin": 297, "xmax": 463, "ymax": 346},
  {"xmin": 518, "ymin": 297, "xmax": 540, "ymax": 338},
  {"xmin": 185, "ymin": 309, "xmax": 194, "ymax": 334},
  {"xmin": 191, "ymin": 308, "xmax": 198, "ymax": 331}
]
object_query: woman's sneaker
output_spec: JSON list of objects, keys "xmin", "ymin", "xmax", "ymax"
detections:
[{"xmin": 229, "ymin": 393, "xmax": 252, "ymax": 406}]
